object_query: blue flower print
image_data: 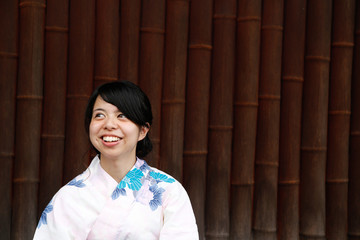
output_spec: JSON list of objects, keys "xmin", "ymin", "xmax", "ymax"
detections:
[
  {"xmin": 149, "ymin": 171, "xmax": 175, "ymax": 183},
  {"xmin": 67, "ymin": 178, "xmax": 86, "ymax": 188},
  {"xmin": 149, "ymin": 184, "xmax": 165, "ymax": 211},
  {"xmin": 37, "ymin": 203, "xmax": 53, "ymax": 229},
  {"xmin": 139, "ymin": 161, "xmax": 151, "ymax": 172},
  {"xmin": 118, "ymin": 168, "xmax": 144, "ymax": 191},
  {"xmin": 111, "ymin": 187, "xmax": 127, "ymax": 200}
]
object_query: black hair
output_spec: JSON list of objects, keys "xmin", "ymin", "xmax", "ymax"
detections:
[{"xmin": 84, "ymin": 81, "xmax": 153, "ymax": 158}]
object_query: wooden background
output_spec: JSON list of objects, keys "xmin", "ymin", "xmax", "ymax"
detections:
[{"xmin": 0, "ymin": 0, "xmax": 359, "ymax": 239}]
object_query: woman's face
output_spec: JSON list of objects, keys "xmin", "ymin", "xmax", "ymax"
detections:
[{"xmin": 89, "ymin": 96, "xmax": 148, "ymax": 161}]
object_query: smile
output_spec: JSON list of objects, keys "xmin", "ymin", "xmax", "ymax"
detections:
[{"xmin": 102, "ymin": 136, "xmax": 121, "ymax": 142}]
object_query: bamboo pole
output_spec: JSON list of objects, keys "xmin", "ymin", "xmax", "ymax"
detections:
[
  {"xmin": 11, "ymin": 0, "xmax": 45, "ymax": 238},
  {"xmin": 118, "ymin": 0, "xmax": 141, "ymax": 84},
  {"xmin": 299, "ymin": 0, "xmax": 332, "ymax": 239},
  {"xmin": 348, "ymin": 2, "xmax": 360, "ymax": 239},
  {"xmin": 183, "ymin": 0, "xmax": 213, "ymax": 238},
  {"xmin": 138, "ymin": 0, "xmax": 166, "ymax": 167},
  {"xmin": 205, "ymin": 0, "xmax": 236, "ymax": 239},
  {"xmin": 326, "ymin": 0, "xmax": 355, "ymax": 239},
  {"xmin": 38, "ymin": 0, "xmax": 69, "ymax": 215},
  {"xmin": 230, "ymin": 1, "xmax": 261, "ymax": 239},
  {"xmin": 0, "ymin": 0, "xmax": 18, "ymax": 238},
  {"xmin": 159, "ymin": 0, "xmax": 190, "ymax": 181},
  {"xmin": 277, "ymin": 0, "xmax": 306, "ymax": 239},
  {"xmin": 63, "ymin": 0, "xmax": 95, "ymax": 183},
  {"xmin": 253, "ymin": 1, "xmax": 283, "ymax": 239},
  {"xmin": 93, "ymin": 0, "xmax": 119, "ymax": 88}
]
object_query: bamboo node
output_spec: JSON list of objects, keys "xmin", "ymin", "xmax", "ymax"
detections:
[
  {"xmin": 255, "ymin": 161, "xmax": 278, "ymax": 167},
  {"xmin": 209, "ymin": 125, "xmax": 233, "ymax": 131},
  {"xmin": 183, "ymin": 150, "xmax": 208, "ymax": 156},
  {"xmin": 282, "ymin": 76, "xmax": 304, "ymax": 83},
  {"xmin": 300, "ymin": 146, "xmax": 327, "ymax": 152},
  {"xmin": 19, "ymin": 1, "xmax": 46, "ymax": 8},
  {"xmin": 17, "ymin": 95, "xmax": 43, "ymax": 100},
  {"xmin": 299, "ymin": 233, "xmax": 326, "ymax": 239},
  {"xmin": 213, "ymin": 14, "xmax": 236, "ymax": 20},
  {"xmin": 162, "ymin": 99, "xmax": 185, "ymax": 105},
  {"xmin": 41, "ymin": 134, "xmax": 65, "ymax": 139},
  {"xmin": 258, "ymin": 94, "xmax": 281, "ymax": 101},
  {"xmin": 0, "ymin": 51, "xmax": 18, "ymax": 58},
  {"xmin": 231, "ymin": 181, "xmax": 255, "ymax": 187},
  {"xmin": 350, "ymin": 131, "xmax": 360, "ymax": 136},
  {"xmin": 305, "ymin": 55, "xmax": 330, "ymax": 62},
  {"xmin": 237, "ymin": 16, "xmax": 261, "ymax": 22},
  {"xmin": 328, "ymin": 110, "xmax": 351, "ymax": 116},
  {"xmin": 140, "ymin": 27, "xmax": 165, "ymax": 34},
  {"xmin": 94, "ymin": 76, "xmax": 118, "ymax": 82},
  {"xmin": 253, "ymin": 226, "xmax": 277, "ymax": 233},
  {"xmin": 205, "ymin": 231, "xmax": 230, "ymax": 238},
  {"xmin": 0, "ymin": 152, "xmax": 15, "ymax": 157},
  {"xmin": 332, "ymin": 41, "xmax": 354, "ymax": 48},
  {"xmin": 45, "ymin": 26, "xmax": 69, "ymax": 33},
  {"xmin": 234, "ymin": 101, "xmax": 258, "ymax": 107},
  {"xmin": 188, "ymin": 43, "xmax": 212, "ymax": 50},
  {"xmin": 261, "ymin": 25, "xmax": 283, "ymax": 31},
  {"xmin": 13, "ymin": 178, "xmax": 40, "ymax": 183},
  {"xmin": 278, "ymin": 180, "xmax": 300, "ymax": 185},
  {"xmin": 348, "ymin": 231, "xmax": 360, "ymax": 237},
  {"xmin": 326, "ymin": 178, "xmax": 348, "ymax": 184}
]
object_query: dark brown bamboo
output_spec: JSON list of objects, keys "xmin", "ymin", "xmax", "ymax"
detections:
[
  {"xmin": 348, "ymin": 2, "xmax": 360, "ymax": 239},
  {"xmin": 230, "ymin": 1, "xmax": 261, "ymax": 239},
  {"xmin": 277, "ymin": 0, "xmax": 306, "ymax": 239},
  {"xmin": 326, "ymin": 0, "xmax": 355, "ymax": 239},
  {"xmin": 0, "ymin": 1, "xmax": 18, "ymax": 238},
  {"xmin": 183, "ymin": 0, "xmax": 213, "ymax": 238},
  {"xmin": 159, "ymin": 0, "xmax": 190, "ymax": 181},
  {"xmin": 253, "ymin": 1, "xmax": 283, "ymax": 239},
  {"xmin": 93, "ymin": 0, "xmax": 119, "ymax": 88},
  {"xmin": 38, "ymin": 0, "xmax": 69, "ymax": 214},
  {"xmin": 299, "ymin": 1, "xmax": 332, "ymax": 239},
  {"xmin": 63, "ymin": 0, "xmax": 95, "ymax": 183},
  {"xmin": 118, "ymin": 0, "xmax": 141, "ymax": 84},
  {"xmin": 11, "ymin": 0, "xmax": 45, "ymax": 239},
  {"xmin": 205, "ymin": 0, "xmax": 236, "ymax": 239},
  {"xmin": 138, "ymin": 0, "xmax": 166, "ymax": 168}
]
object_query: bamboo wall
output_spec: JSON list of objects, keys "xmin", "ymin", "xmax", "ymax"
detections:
[{"xmin": 1, "ymin": 0, "xmax": 359, "ymax": 239}]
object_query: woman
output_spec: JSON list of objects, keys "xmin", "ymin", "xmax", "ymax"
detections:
[{"xmin": 33, "ymin": 81, "xmax": 198, "ymax": 239}]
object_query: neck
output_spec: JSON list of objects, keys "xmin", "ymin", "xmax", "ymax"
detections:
[{"xmin": 99, "ymin": 154, "xmax": 137, "ymax": 183}]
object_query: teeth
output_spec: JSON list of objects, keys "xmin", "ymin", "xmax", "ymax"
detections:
[{"xmin": 103, "ymin": 136, "xmax": 120, "ymax": 142}]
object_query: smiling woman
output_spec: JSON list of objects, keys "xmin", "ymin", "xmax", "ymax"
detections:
[{"xmin": 33, "ymin": 81, "xmax": 199, "ymax": 240}]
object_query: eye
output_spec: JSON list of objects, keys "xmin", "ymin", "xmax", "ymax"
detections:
[
  {"xmin": 118, "ymin": 113, "xmax": 127, "ymax": 119},
  {"xmin": 93, "ymin": 112, "xmax": 105, "ymax": 119}
]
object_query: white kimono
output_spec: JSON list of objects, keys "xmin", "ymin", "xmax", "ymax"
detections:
[{"xmin": 33, "ymin": 155, "xmax": 199, "ymax": 239}]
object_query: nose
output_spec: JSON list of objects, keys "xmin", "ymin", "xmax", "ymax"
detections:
[{"xmin": 104, "ymin": 116, "xmax": 118, "ymax": 130}]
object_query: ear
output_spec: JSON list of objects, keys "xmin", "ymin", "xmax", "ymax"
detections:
[{"xmin": 138, "ymin": 123, "xmax": 150, "ymax": 141}]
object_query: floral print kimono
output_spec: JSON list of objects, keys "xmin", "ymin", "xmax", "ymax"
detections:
[{"xmin": 33, "ymin": 155, "xmax": 198, "ymax": 240}]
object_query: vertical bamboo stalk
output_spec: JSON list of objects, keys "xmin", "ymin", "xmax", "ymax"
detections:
[
  {"xmin": 138, "ymin": 0, "xmax": 166, "ymax": 167},
  {"xmin": 326, "ymin": 0, "xmax": 355, "ymax": 239},
  {"xmin": 159, "ymin": 0, "xmax": 190, "ymax": 181},
  {"xmin": 205, "ymin": 0, "xmax": 236, "ymax": 239},
  {"xmin": 11, "ymin": 0, "xmax": 45, "ymax": 239},
  {"xmin": 183, "ymin": 0, "xmax": 213, "ymax": 238},
  {"xmin": 230, "ymin": 1, "xmax": 261, "ymax": 239},
  {"xmin": 253, "ymin": 1, "xmax": 283, "ymax": 239},
  {"xmin": 0, "ymin": 0, "xmax": 18, "ymax": 238},
  {"xmin": 277, "ymin": 0, "xmax": 306, "ymax": 239},
  {"xmin": 63, "ymin": 0, "xmax": 95, "ymax": 183},
  {"xmin": 118, "ymin": 0, "xmax": 141, "ymax": 84},
  {"xmin": 348, "ymin": 2, "xmax": 360, "ymax": 239},
  {"xmin": 300, "ymin": 0, "xmax": 332, "ymax": 239},
  {"xmin": 38, "ymin": 0, "xmax": 69, "ymax": 214},
  {"xmin": 93, "ymin": 0, "xmax": 119, "ymax": 88}
]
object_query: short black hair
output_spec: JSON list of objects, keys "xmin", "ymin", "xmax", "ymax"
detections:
[{"xmin": 85, "ymin": 81, "xmax": 153, "ymax": 158}]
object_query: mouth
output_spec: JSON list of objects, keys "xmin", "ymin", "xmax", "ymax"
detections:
[{"xmin": 102, "ymin": 136, "xmax": 121, "ymax": 142}]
